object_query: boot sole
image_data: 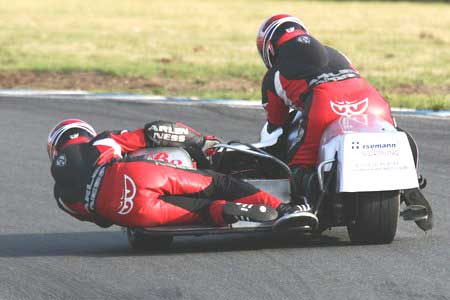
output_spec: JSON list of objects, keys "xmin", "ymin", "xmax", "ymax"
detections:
[
  {"xmin": 273, "ymin": 212, "xmax": 319, "ymax": 231},
  {"xmin": 223, "ymin": 202, "xmax": 278, "ymax": 222}
]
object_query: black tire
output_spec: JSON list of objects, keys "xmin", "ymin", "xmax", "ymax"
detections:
[
  {"xmin": 127, "ymin": 228, "xmax": 173, "ymax": 251},
  {"xmin": 347, "ymin": 191, "xmax": 400, "ymax": 244}
]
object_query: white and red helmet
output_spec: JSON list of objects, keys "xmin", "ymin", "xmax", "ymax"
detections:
[
  {"xmin": 256, "ymin": 14, "xmax": 309, "ymax": 68},
  {"xmin": 47, "ymin": 119, "xmax": 97, "ymax": 160}
]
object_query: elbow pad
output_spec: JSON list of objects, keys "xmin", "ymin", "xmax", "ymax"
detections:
[
  {"xmin": 144, "ymin": 120, "xmax": 211, "ymax": 167},
  {"xmin": 144, "ymin": 120, "xmax": 204, "ymax": 148}
]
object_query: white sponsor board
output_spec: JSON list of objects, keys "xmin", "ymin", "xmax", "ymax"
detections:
[{"xmin": 338, "ymin": 132, "xmax": 418, "ymax": 192}]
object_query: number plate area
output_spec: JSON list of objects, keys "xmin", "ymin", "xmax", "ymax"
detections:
[{"xmin": 338, "ymin": 132, "xmax": 418, "ymax": 192}]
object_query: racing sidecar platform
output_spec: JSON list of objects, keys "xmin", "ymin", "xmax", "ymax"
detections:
[
  {"xmin": 136, "ymin": 178, "xmax": 291, "ymax": 234},
  {"xmin": 125, "ymin": 116, "xmax": 433, "ymax": 250},
  {"xmin": 125, "ymin": 144, "xmax": 306, "ymax": 250},
  {"xmin": 126, "ymin": 177, "xmax": 316, "ymax": 250}
]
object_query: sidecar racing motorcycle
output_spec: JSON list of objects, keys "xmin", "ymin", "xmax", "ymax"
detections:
[{"xmin": 125, "ymin": 114, "xmax": 432, "ymax": 250}]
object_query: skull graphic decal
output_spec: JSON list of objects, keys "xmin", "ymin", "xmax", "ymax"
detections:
[
  {"xmin": 118, "ymin": 174, "xmax": 136, "ymax": 215},
  {"xmin": 330, "ymin": 98, "xmax": 369, "ymax": 116}
]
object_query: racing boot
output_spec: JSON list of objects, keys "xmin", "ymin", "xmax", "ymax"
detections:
[
  {"xmin": 401, "ymin": 188, "xmax": 433, "ymax": 231},
  {"xmin": 222, "ymin": 202, "xmax": 278, "ymax": 224},
  {"xmin": 273, "ymin": 200, "xmax": 319, "ymax": 231}
]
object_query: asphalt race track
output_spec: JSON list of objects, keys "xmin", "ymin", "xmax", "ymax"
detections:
[{"xmin": 0, "ymin": 97, "xmax": 449, "ymax": 300}]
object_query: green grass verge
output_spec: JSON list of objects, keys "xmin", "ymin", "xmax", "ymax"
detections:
[{"xmin": 0, "ymin": 0, "xmax": 449, "ymax": 109}]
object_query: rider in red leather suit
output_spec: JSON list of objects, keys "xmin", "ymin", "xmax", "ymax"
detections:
[
  {"xmin": 48, "ymin": 119, "xmax": 303, "ymax": 229},
  {"xmin": 258, "ymin": 14, "xmax": 394, "ymax": 167},
  {"xmin": 256, "ymin": 14, "xmax": 395, "ymax": 215}
]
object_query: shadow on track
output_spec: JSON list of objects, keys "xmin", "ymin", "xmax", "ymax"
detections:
[{"xmin": 0, "ymin": 229, "xmax": 357, "ymax": 257}]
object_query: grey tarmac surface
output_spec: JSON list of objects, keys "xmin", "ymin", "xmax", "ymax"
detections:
[{"xmin": 0, "ymin": 97, "xmax": 449, "ymax": 300}]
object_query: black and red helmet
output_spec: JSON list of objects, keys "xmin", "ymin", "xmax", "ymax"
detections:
[
  {"xmin": 256, "ymin": 14, "xmax": 309, "ymax": 68},
  {"xmin": 47, "ymin": 119, "xmax": 96, "ymax": 161}
]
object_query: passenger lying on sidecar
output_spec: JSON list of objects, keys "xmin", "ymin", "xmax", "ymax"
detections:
[{"xmin": 47, "ymin": 119, "xmax": 318, "ymax": 250}]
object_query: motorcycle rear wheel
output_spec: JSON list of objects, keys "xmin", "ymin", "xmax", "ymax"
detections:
[{"xmin": 347, "ymin": 191, "xmax": 400, "ymax": 244}]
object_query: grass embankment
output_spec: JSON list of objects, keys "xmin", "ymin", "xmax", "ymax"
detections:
[{"xmin": 0, "ymin": 0, "xmax": 449, "ymax": 109}]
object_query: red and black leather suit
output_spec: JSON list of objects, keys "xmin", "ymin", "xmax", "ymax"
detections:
[
  {"xmin": 52, "ymin": 122, "xmax": 283, "ymax": 228},
  {"xmin": 262, "ymin": 32, "xmax": 395, "ymax": 167}
]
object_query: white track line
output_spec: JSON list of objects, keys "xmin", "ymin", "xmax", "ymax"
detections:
[{"xmin": 0, "ymin": 89, "xmax": 449, "ymax": 118}]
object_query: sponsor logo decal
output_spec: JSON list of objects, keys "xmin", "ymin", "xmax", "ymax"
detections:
[
  {"xmin": 330, "ymin": 98, "xmax": 369, "ymax": 116},
  {"xmin": 337, "ymin": 115, "xmax": 369, "ymax": 132},
  {"xmin": 152, "ymin": 151, "xmax": 182, "ymax": 165},
  {"xmin": 69, "ymin": 132, "xmax": 79, "ymax": 139},
  {"xmin": 362, "ymin": 143, "xmax": 396, "ymax": 150},
  {"xmin": 351, "ymin": 141, "xmax": 397, "ymax": 150},
  {"xmin": 84, "ymin": 165, "xmax": 106, "ymax": 212},
  {"xmin": 118, "ymin": 174, "xmax": 136, "ymax": 215},
  {"xmin": 350, "ymin": 140, "xmax": 399, "ymax": 158},
  {"xmin": 148, "ymin": 125, "xmax": 188, "ymax": 143},
  {"xmin": 309, "ymin": 69, "xmax": 359, "ymax": 86},
  {"xmin": 285, "ymin": 27, "xmax": 295, "ymax": 33},
  {"xmin": 55, "ymin": 154, "xmax": 66, "ymax": 167},
  {"xmin": 352, "ymin": 141, "xmax": 360, "ymax": 150},
  {"xmin": 297, "ymin": 35, "xmax": 310, "ymax": 44}
]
